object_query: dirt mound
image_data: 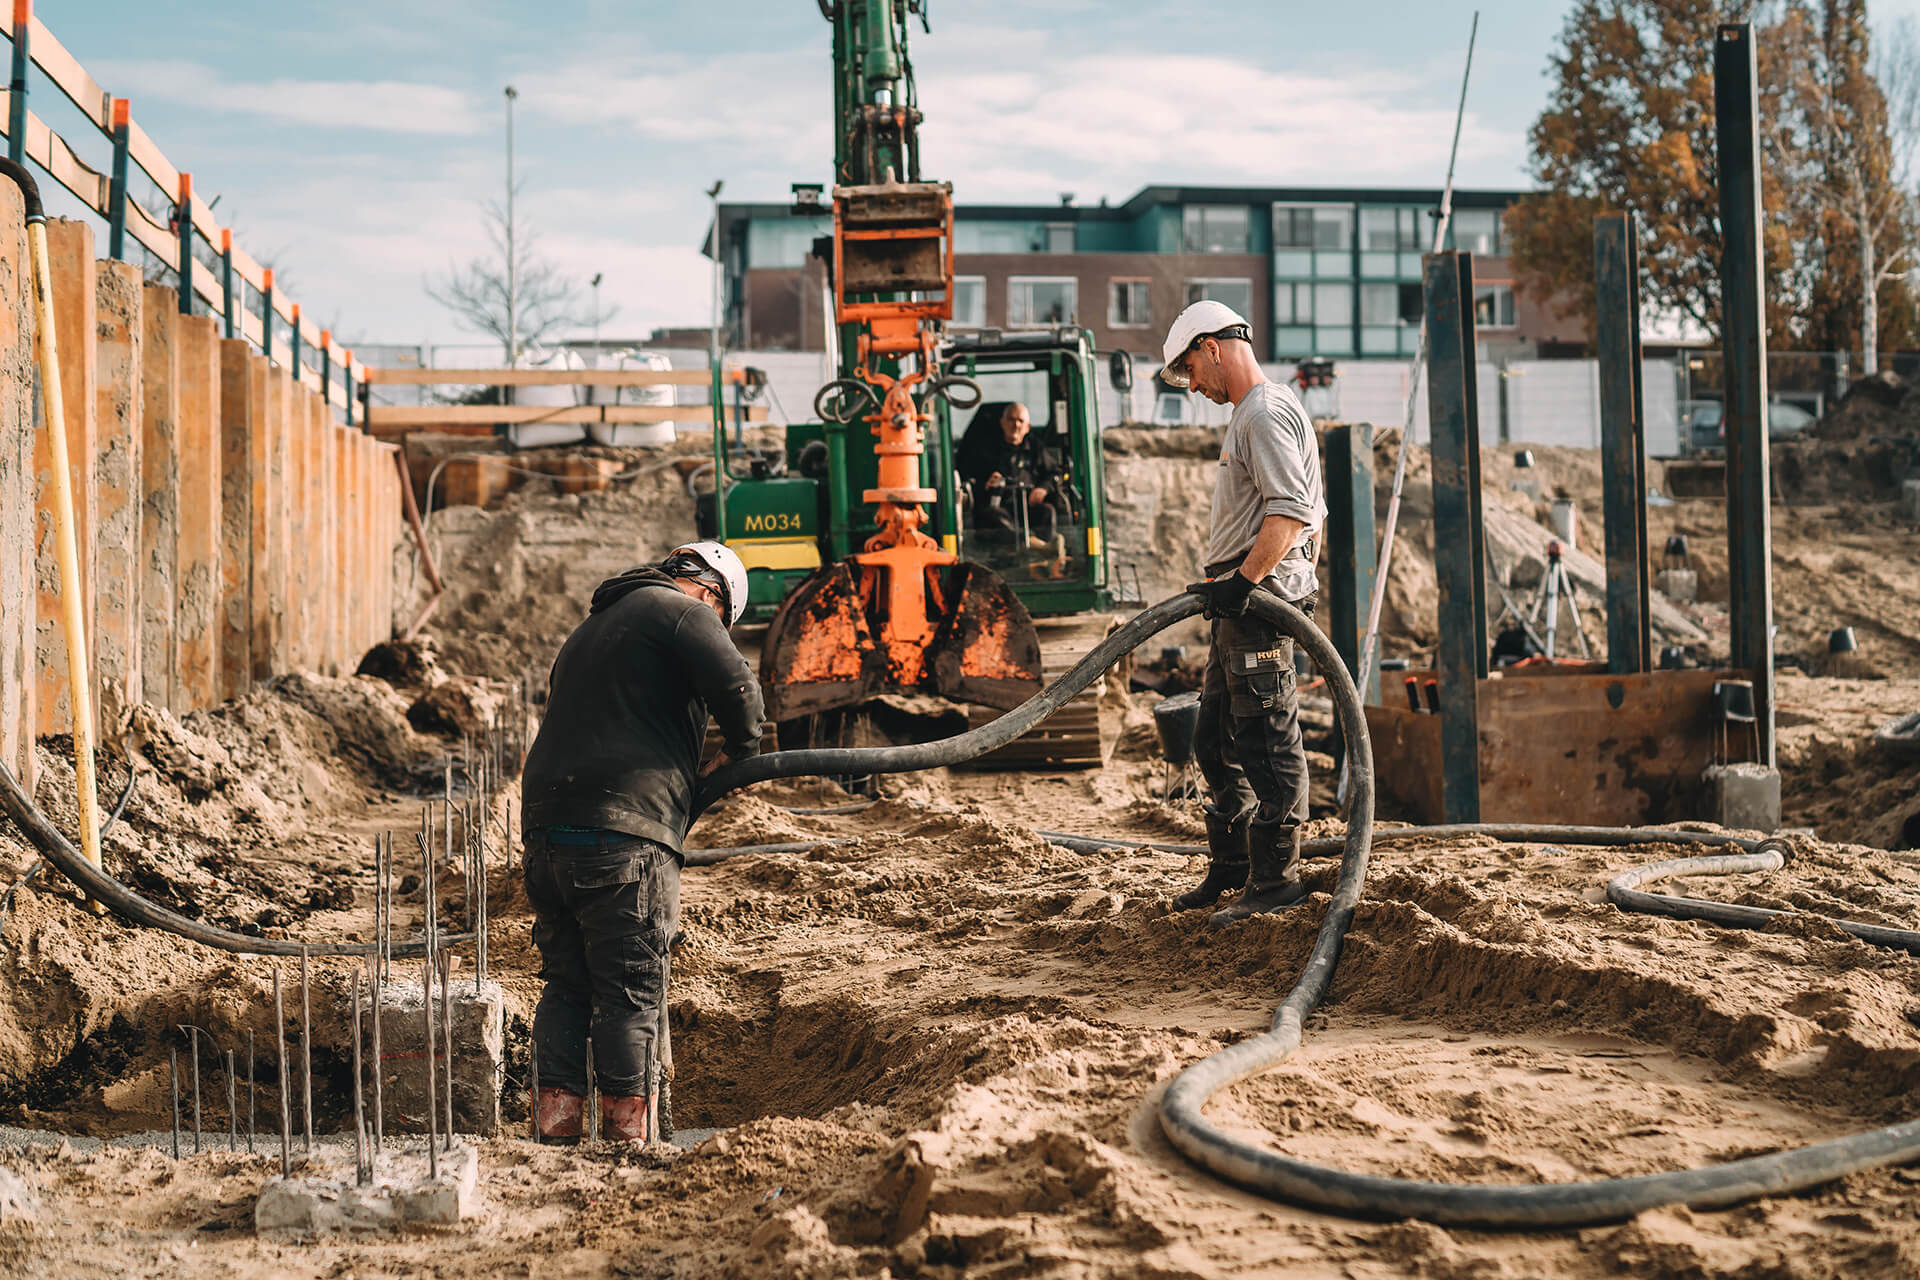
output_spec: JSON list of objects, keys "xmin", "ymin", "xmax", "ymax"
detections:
[{"xmin": 1812, "ymin": 370, "xmax": 1918, "ymax": 442}]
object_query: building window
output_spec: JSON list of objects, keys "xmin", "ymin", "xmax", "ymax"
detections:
[
  {"xmin": 1109, "ymin": 278, "xmax": 1150, "ymax": 328},
  {"xmin": 1274, "ymin": 281, "xmax": 1313, "ymax": 325},
  {"xmin": 1273, "ymin": 203, "xmax": 1353, "ymax": 251},
  {"xmin": 955, "ymin": 222, "xmax": 1029, "ymax": 254},
  {"xmin": 1185, "ymin": 278, "xmax": 1254, "ymax": 318},
  {"xmin": 1453, "ymin": 208, "xmax": 1501, "ymax": 255},
  {"xmin": 1182, "ymin": 205, "xmax": 1250, "ymax": 253},
  {"xmin": 1312, "ymin": 282, "xmax": 1352, "ymax": 328},
  {"xmin": 1360, "ymin": 206, "xmax": 1424, "ymax": 251},
  {"xmin": 1473, "ymin": 282, "xmax": 1515, "ymax": 328},
  {"xmin": 952, "ymin": 276, "xmax": 986, "ymax": 328},
  {"xmin": 1361, "ymin": 283, "xmax": 1424, "ymax": 326},
  {"xmin": 1045, "ymin": 223, "xmax": 1075, "ymax": 253},
  {"xmin": 1008, "ymin": 276, "xmax": 1078, "ymax": 327}
]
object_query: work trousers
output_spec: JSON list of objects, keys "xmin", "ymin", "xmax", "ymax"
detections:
[
  {"xmin": 523, "ymin": 829, "xmax": 679, "ymax": 1099},
  {"xmin": 1194, "ymin": 594, "xmax": 1315, "ymax": 839}
]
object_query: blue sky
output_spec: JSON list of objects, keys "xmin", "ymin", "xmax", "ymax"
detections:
[{"xmin": 32, "ymin": 1, "xmax": 1920, "ymax": 352}]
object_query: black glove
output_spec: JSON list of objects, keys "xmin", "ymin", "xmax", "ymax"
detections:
[{"xmin": 1186, "ymin": 571, "xmax": 1256, "ymax": 620}]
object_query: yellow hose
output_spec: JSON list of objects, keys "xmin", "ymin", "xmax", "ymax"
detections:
[{"xmin": 25, "ymin": 218, "xmax": 101, "ymax": 880}]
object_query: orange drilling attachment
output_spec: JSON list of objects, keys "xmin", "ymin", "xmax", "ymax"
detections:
[{"xmin": 761, "ymin": 180, "xmax": 1043, "ymax": 723}]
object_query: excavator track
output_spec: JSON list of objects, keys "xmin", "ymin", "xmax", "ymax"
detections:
[{"xmin": 961, "ymin": 613, "xmax": 1126, "ymax": 770}]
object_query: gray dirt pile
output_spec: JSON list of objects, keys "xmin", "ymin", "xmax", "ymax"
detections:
[{"xmin": 0, "ymin": 672, "xmax": 448, "ymax": 1125}]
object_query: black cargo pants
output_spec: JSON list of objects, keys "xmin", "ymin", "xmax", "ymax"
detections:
[
  {"xmin": 523, "ymin": 828, "xmax": 679, "ymax": 1099},
  {"xmin": 1194, "ymin": 592, "xmax": 1316, "ymax": 839}
]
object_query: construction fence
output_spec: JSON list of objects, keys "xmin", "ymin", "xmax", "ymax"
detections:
[{"xmin": 0, "ymin": 188, "xmax": 402, "ymax": 787}]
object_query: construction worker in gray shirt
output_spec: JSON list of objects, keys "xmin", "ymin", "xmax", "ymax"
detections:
[{"xmin": 1160, "ymin": 300, "xmax": 1328, "ymax": 926}]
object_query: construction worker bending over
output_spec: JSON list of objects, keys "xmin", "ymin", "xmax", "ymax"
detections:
[
  {"xmin": 1160, "ymin": 301, "xmax": 1328, "ymax": 926},
  {"xmin": 519, "ymin": 542, "xmax": 761, "ymax": 1142}
]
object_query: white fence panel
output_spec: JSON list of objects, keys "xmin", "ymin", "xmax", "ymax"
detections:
[{"xmin": 1507, "ymin": 360, "xmax": 1600, "ymax": 448}]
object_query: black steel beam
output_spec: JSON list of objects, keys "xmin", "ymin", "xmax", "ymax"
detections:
[
  {"xmin": 1423, "ymin": 251, "xmax": 1482, "ymax": 823},
  {"xmin": 1714, "ymin": 23, "xmax": 1776, "ymax": 765},
  {"xmin": 1323, "ymin": 423, "xmax": 1378, "ymax": 704},
  {"xmin": 1594, "ymin": 212, "xmax": 1651, "ymax": 674},
  {"xmin": 1455, "ymin": 254, "xmax": 1489, "ymax": 679}
]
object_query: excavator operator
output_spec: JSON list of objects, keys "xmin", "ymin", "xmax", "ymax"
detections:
[
  {"xmin": 518, "ymin": 541, "xmax": 760, "ymax": 1143},
  {"xmin": 960, "ymin": 401, "xmax": 1070, "ymax": 557}
]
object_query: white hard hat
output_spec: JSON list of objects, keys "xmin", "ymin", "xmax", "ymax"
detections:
[
  {"xmin": 665, "ymin": 541, "xmax": 749, "ymax": 626},
  {"xmin": 1160, "ymin": 299, "xmax": 1253, "ymax": 388}
]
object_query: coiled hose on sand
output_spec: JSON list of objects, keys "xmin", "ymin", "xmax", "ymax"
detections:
[
  {"xmin": 696, "ymin": 589, "xmax": 1920, "ymax": 1228},
  {"xmin": 6, "ymin": 588, "xmax": 1920, "ymax": 1222}
]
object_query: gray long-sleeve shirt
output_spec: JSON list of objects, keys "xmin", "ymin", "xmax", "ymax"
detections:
[{"xmin": 1205, "ymin": 380, "xmax": 1328, "ymax": 601}]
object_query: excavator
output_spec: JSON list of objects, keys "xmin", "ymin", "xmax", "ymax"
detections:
[{"xmin": 695, "ymin": 0, "xmax": 1133, "ymax": 766}]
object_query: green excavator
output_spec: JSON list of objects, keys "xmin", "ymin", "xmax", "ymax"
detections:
[{"xmin": 695, "ymin": 0, "xmax": 1135, "ymax": 766}]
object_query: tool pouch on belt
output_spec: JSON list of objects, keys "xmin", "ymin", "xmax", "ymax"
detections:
[{"xmin": 1228, "ymin": 639, "xmax": 1295, "ymax": 717}]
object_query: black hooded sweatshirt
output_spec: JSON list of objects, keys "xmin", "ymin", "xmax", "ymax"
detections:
[{"xmin": 520, "ymin": 567, "xmax": 763, "ymax": 852}]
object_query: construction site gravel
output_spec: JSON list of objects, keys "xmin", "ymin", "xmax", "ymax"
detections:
[{"xmin": 2, "ymin": 421, "xmax": 1919, "ymax": 1278}]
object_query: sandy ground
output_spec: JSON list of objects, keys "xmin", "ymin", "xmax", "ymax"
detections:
[{"xmin": 0, "ymin": 426, "xmax": 1918, "ymax": 1276}]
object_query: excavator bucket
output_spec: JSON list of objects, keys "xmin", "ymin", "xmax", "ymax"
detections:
[
  {"xmin": 760, "ymin": 561, "xmax": 885, "ymax": 720},
  {"xmin": 760, "ymin": 558, "xmax": 1044, "ymax": 721},
  {"xmin": 928, "ymin": 562, "xmax": 1044, "ymax": 710}
]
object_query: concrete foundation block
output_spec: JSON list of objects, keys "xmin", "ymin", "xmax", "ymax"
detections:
[
  {"xmin": 1704, "ymin": 763, "xmax": 1780, "ymax": 833},
  {"xmin": 1654, "ymin": 567, "xmax": 1698, "ymax": 605},
  {"xmin": 255, "ymin": 1140, "xmax": 479, "ymax": 1232},
  {"xmin": 371, "ymin": 979, "xmax": 505, "ymax": 1136},
  {"xmin": 1902, "ymin": 478, "xmax": 1920, "ymax": 523}
]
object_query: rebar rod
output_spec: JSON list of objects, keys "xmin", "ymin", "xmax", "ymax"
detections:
[
  {"xmin": 226, "ymin": 1049, "xmax": 236, "ymax": 1153},
  {"xmin": 423, "ymin": 957, "xmax": 438, "ymax": 1180},
  {"xmin": 441, "ymin": 950, "xmax": 455, "ymax": 1149},
  {"xmin": 274, "ymin": 965, "xmax": 291, "ymax": 1177},
  {"xmin": 300, "ymin": 944, "xmax": 314, "ymax": 1153},
  {"xmin": 586, "ymin": 1040, "xmax": 597, "ymax": 1143},
  {"xmin": 247, "ymin": 1029, "xmax": 255, "ymax": 1155},
  {"xmin": 169, "ymin": 1045, "xmax": 180, "ymax": 1160},
  {"xmin": 371, "ymin": 952, "xmax": 384, "ymax": 1155},
  {"xmin": 351, "ymin": 967, "xmax": 367, "ymax": 1186},
  {"xmin": 189, "ymin": 1026, "xmax": 201, "ymax": 1154}
]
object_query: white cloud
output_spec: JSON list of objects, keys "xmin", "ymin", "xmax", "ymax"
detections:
[{"xmin": 92, "ymin": 59, "xmax": 485, "ymax": 135}]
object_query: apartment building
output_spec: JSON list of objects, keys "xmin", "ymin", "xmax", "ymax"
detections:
[{"xmin": 708, "ymin": 184, "xmax": 1567, "ymax": 365}]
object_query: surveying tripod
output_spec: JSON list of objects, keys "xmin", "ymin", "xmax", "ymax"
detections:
[{"xmin": 1527, "ymin": 539, "xmax": 1591, "ymax": 659}]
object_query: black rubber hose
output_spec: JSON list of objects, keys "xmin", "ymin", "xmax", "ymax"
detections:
[
  {"xmin": 0, "ymin": 157, "xmax": 46, "ymax": 221},
  {"xmin": 695, "ymin": 593, "xmax": 1239, "ymax": 814},
  {"xmin": 1609, "ymin": 847, "xmax": 1920, "ymax": 955},
  {"xmin": 1034, "ymin": 824, "xmax": 1781, "ymax": 861},
  {"xmin": 689, "ymin": 588, "xmax": 1920, "ymax": 1226},
  {"xmin": 0, "ymin": 756, "xmax": 466, "ymax": 959}
]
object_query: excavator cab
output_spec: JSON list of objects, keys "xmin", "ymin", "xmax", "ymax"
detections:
[{"xmin": 699, "ymin": 0, "xmax": 1122, "ymax": 756}]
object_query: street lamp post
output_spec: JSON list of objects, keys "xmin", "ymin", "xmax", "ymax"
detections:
[
  {"xmin": 505, "ymin": 85, "xmax": 519, "ymax": 369},
  {"xmin": 591, "ymin": 272, "xmax": 603, "ymax": 355},
  {"xmin": 707, "ymin": 180, "xmax": 724, "ymax": 374}
]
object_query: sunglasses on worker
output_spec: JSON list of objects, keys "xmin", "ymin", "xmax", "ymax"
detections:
[{"xmin": 1164, "ymin": 324, "xmax": 1251, "ymax": 388}]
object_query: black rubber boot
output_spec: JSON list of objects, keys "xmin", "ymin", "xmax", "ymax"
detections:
[
  {"xmin": 1209, "ymin": 823, "xmax": 1306, "ymax": 927},
  {"xmin": 1173, "ymin": 811, "xmax": 1249, "ymax": 910}
]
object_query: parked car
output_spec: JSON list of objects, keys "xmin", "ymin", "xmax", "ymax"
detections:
[{"xmin": 1686, "ymin": 399, "xmax": 1816, "ymax": 453}]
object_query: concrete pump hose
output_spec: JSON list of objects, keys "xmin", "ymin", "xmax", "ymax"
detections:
[
  {"xmin": 697, "ymin": 588, "xmax": 1920, "ymax": 1227},
  {"xmin": 0, "ymin": 157, "xmax": 104, "ymax": 884},
  {"xmin": 1608, "ymin": 847, "xmax": 1920, "ymax": 955},
  {"xmin": 0, "ymin": 755, "xmax": 469, "ymax": 959}
]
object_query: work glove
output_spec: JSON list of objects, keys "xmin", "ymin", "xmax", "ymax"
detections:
[{"xmin": 1186, "ymin": 571, "xmax": 1256, "ymax": 620}]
